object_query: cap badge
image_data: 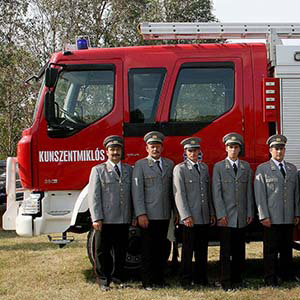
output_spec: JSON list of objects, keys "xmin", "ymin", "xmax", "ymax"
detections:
[
  {"xmin": 191, "ymin": 140, "xmax": 196, "ymax": 144},
  {"xmin": 113, "ymin": 140, "xmax": 118, "ymax": 144},
  {"xmin": 276, "ymin": 138, "xmax": 281, "ymax": 142},
  {"xmin": 152, "ymin": 135, "xmax": 157, "ymax": 139},
  {"xmin": 232, "ymin": 136, "xmax": 236, "ymax": 140}
]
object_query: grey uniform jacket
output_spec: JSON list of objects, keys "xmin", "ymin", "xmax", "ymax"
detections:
[
  {"xmin": 254, "ymin": 159, "xmax": 300, "ymax": 224},
  {"xmin": 173, "ymin": 160, "xmax": 215, "ymax": 225},
  {"xmin": 88, "ymin": 161, "xmax": 132, "ymax": 224},
  {"xmin": 132, "ymin": 156, "xmax": 174, "ymax": 220},
  {"xmin": 212, "ymin": 159, "xmax": 254, "ymax": 228}
]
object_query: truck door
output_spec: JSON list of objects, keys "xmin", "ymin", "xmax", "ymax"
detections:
[
  {"xmin": 35, "ymin": 60, "xmax": 123, "ymax": 190},
  {"xmin": 159, "ymin": 58, "xmax": 245, "ymax": 168},
  {"xmin": 123, "ymin": 67, "xmax": 167, "ymax": 165}
]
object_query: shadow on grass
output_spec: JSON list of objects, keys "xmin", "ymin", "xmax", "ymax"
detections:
[
  {"xmin": 0, "ymin": 230, "xmax": 86, "ymax": 251},
  {"xmin": 0, "ymin": 240, "xmax": 86, "ymax": 251},
  {"xmin": 83, "ymin": 268, "xmax": 96, "ymax": 283},
  {"xmin": 0, "ymin": 230, "xmax": 18, "ymax": 238},
  {"xmin": 82, "ymin": 257, "xmax": 300, "ymax": 290}
]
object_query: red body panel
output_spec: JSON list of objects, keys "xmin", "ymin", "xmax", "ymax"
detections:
[{"xmin": 18, "ymin": 43, "xmax": 271, "ymax": 191}]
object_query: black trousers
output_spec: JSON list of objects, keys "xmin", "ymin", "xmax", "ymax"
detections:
[
  {"xmin": 219, "ymin": 227, "xmax": 246, "ymax": 287},
  {"xmin": 181, "ymin": 224, "xmax": 209, "ymax": 285},
  {"xmin": 263, "ymin": 224, "xmax": 294, "ymax": 284},
  {"xmin": 140, "ymin": 219, "xmax": 169, "ymax": 287},
  {"xmin": 94, "ymin": 224, "xmax": 129, "ymax": 284}
]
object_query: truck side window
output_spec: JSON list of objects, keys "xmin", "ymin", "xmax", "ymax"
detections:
[
  {"xmin": 129, "ymin": 68, "xmax": 166, "ymax": 123},
  {"xmin": 54, "ymin": 69, "xmax": 114, "ymax": 126},
  {"xmin": 170, "ymin": 65, "xmax": 234, "ymax": 122}
]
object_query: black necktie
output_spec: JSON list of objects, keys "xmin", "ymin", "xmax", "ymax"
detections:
[
  {"xmin": 279, "ymin": 163, "xmax": 286, "ymax": 178},
  {"xmin": 194, "ymin": 163, "xmax": 200, "ymax": 174},
  {"xmin": 114, "ymin": 164, "xmax": 121, "ymax": 177},
  {"xmin": 233, "ymin": 163, "xmax": 238, "ymax": 175},
  {"xmin": 156, "ymin": 160, "xmax": 162, "ymax": 172}
]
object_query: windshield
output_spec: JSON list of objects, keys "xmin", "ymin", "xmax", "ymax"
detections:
[{"xmin": 54, "ymin": 69, "xmax": 114, "ymax": 127}]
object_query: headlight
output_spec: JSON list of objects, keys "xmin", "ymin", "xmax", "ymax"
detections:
[{"xmin": 21, "ymin": 194, "xmax": 40, "ymax": 215}]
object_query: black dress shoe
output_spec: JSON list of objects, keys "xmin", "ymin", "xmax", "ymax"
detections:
[
  {"xmin": 142, "ymin": 285, "xmax": 153, "ymax": 291},
  {"xmin": 100, "ymin": 284, "xmax": 110, "ymax": 291},
  {"xmin": 154, "ymin": 281, "xmax": 169, "ymax": 288},
  {"xmin": 194, "ymin": 279, "xmax": 209, "ymax": 287},
  {"xmin": 181, "ymin": 281, "xmax": 193, "ymax": 290},
  {"xmin": 221, "ymin": 282, "xmax": 232, "ymax": 291},
  {"xmin": 232, "ymin": 279, "xmax": 246, "ymax": 289},
  {"xmin": 264, "ymin": 278, "xmax": 278, "ymax": 287},
  {"xmin": 96, "ymin": 278, "xmax": 110, "ymax": 291},
  {"xmin": 182, "ymin": 284, "xmax": 193, "ymax": 290}
]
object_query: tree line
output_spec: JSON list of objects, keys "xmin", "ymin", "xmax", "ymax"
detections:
[{"xmin": 0, "ymin": 0, "xmax": 217, "ymax": 159}]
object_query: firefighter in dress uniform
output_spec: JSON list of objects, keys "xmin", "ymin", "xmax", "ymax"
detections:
[
  {"xmin": 88, "ymin": 135, "xmax": 132, "ymax": 291},
  {"xmin": 173, "ymin": 137, "xmax": 216, "ymax": 289},
  {"xmin": 212, "ymin": 133, "xmax": 254, "ymax": 290},
  {"xmin": 254, "ymin": 134, "xmax": 300, "ymax": 286},
  {"xmin": 132, "ymin": 131, "xmax": 174, "ymax": 290}
]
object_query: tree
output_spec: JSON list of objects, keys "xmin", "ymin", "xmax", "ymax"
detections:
[
  {"xmin": 0, "ymin": 0, "xmax": 217, "ymax": 158},
  {"xmin": 0, "ymin": 1, "xmax": 38, "ymax": 159},
  {"xmin": 103, "ymin": 0, "xmax": 218, "ymax": 46}
]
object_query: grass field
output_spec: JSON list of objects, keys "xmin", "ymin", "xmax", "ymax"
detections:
[{"xmin": 1, "ymin": 230, "xmax": 300, "ymax": 300}]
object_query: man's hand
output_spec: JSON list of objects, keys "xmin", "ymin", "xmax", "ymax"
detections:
[
  {"xmin": 218, "ymin": 216, "xmax": 228, "ymax": 226},
  {"xmin": 174, "ymin": 213, "xmax": 180, "ymax": 225},
  {"xmin": 92, "ymin": 220, "xmax": 103, "ymax": 231},
  {"xmin": 261, "ymin": 218, "xmax": 271, "ymax": 228},
  {"xmin": 210, "ymin": 215, "xmax": 216, "ymax": 226},
  {"xmin": 183, "ymin": 216, "xmax": 194, "ymax": 227},
  {"xmin": 247, "ymin": 216, "xmax": 254, "ymax": 224},
  {"xmin": 138, "ymin": 214, "xmax": 149, "ymax": 229}
]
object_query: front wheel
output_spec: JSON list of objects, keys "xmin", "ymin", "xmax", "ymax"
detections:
[
  {"xmin": 86, "ymin": 228, "xmax": 96, "ymax": 266},
  {"xmin": 86, "ymin": 227, "xmax": 142, "ymax": 273}
]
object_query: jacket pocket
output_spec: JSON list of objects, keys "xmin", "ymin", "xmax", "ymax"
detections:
[
  {"xmin": 144, "ymin": 175, "xmax": 156, "ymax": 187},
  {"xmin": 265, "ymin": 177, "xmax": 277, "ymax": 191}
]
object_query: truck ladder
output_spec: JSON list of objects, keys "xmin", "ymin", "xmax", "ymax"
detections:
[
  {"xmin": 139, "ymin": 22, "xmax": 300, "ymax": 66},
  {"xmin": 139, "ymin": 22, "xmax": 300, "ymax": 40}
]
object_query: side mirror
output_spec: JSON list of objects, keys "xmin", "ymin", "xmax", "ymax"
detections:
[
  {"xmin": 45, "ymin": 67, "xmax": 59, "ymax": 88},
  {"xmin": 44, "ymin": 91, "xmax": 56, "ymax": 123}
]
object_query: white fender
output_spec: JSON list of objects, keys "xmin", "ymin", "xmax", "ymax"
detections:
[{"xmin": 70, "ymin": 184, "xmax": 89, "ymax": 226}]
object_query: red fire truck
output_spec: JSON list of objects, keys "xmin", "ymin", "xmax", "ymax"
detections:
[{"xmin": 3, "ymin": 23, "xmax": 300, "ymax": 257}]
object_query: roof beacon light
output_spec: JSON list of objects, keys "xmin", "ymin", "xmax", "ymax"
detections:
[{"xmin": 77, "ymin": 37, "xmax": 89, "ymax": 50}]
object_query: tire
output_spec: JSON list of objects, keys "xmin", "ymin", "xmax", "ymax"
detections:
[
  {"xmin": 86, "ymin": 228, "xmax": 96, "ymax": 266},
  {"xmin": 124, "ymin": 227, "xmax": 142, "ymax": 271},
  {"xmin": 86, "ymin": 227, "xmax": 172, "ymax": 274},
  {"xmin": 86, "ymin": 228, "xmax": 114, "ymax": 275},
  {"xmin": 86, "ymin": 227, "xmax": 142, "ymax": 273}
]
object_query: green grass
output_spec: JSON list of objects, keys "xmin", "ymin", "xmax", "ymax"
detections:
[{"xmin": 1, "ymin": 230, "xmax": 300, "ymax": 300}]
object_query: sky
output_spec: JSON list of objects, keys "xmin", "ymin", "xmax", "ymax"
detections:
[{"xmin": 212, "ymin": 0, "xmax": 300, "ymax": 44}]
